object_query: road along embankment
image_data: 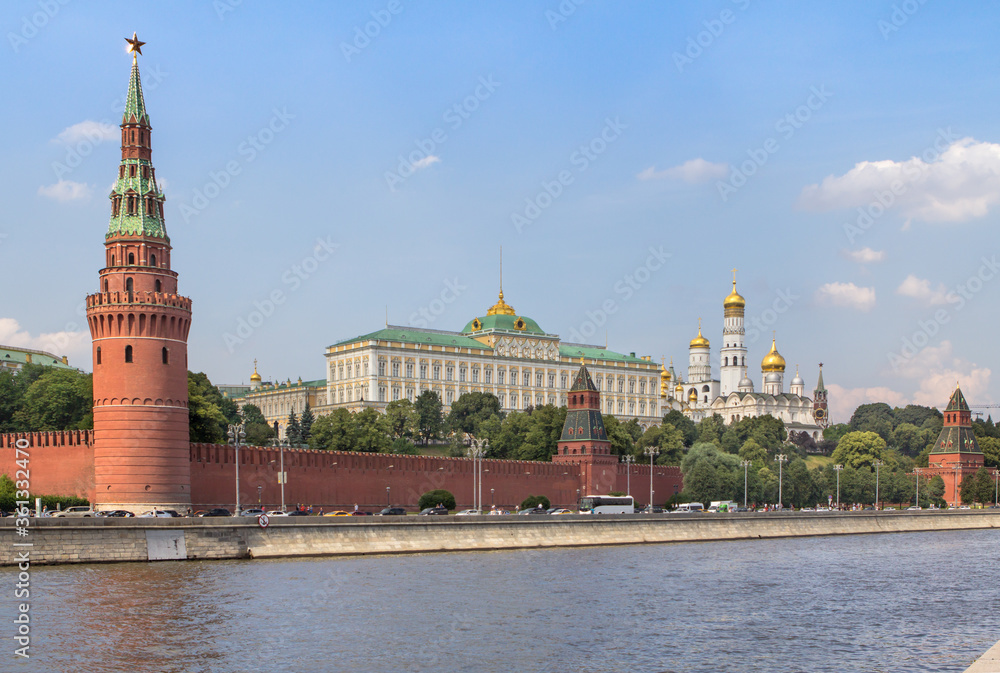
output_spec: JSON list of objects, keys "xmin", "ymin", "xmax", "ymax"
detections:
[{"xmin": 2, "ymin": 510, "xmax": 998, "ymax": 565}]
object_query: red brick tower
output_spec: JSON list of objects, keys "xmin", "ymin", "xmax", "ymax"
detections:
[
  {"xmin": 86, "ymin": 35, "xmax": 193, "ymax": 512},
  {"xmin": 553, "ymin": 360, "xmax": 617, "ymax": 496},
  {"xmin": 924, "ymin": 385, "xmax": 984, "ymax": 506}
]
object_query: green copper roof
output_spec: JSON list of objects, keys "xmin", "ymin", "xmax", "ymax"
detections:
[
  {"xmin": 560, "ymin": 409, "xmax": 608, "ymax": 442},
  {"xmin": 930, "ymin": 426, "xmax": 981, "ymax": 454},
  {"xmin": 558, "ymin": 344, "xmax": 649, "ymax": 364},
  {"xmin": 0, "ymin": 345, "xmax": 74, "ymax": 370},
  {"xmin": 331, "ymin": 327, "xmax": 492, "ymax": 351},
  {"xmin": 462, "ymin": 313, "xmax": 545, "ymax": 335},
  {"xmin": 124, "ymin": 58, "xmax": 149, "ymax": 125},
  {"xmin": 945, "ymin": 387, "xmax": 970, "ymax": 412},
  {"xmin": 569, "ymin": 363, "xmax": 598, "ymax": 391}
]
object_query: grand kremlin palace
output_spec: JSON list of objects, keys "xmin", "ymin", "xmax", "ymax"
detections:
[{"xmin": 235, "ymin": 280, "xmax": 829, "ymax": 440}]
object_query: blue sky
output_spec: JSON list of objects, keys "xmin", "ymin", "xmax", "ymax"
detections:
[{"xmin": 2, "ymin": 0, "xmax": 999, "ymax": 423}]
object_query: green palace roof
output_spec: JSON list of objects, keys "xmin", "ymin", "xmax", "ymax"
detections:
[
  {"xmin": 0, "ymin": 346, "xmax": 74, "ymax": 370},
  {"xmin": 558, "ymin": 344, "xmax": 649, "ymax": 364},
  {"xmin": 330, "ymin": 328, "xmax": 491, "ymax": 351},
  {"xmin": 461, "ymin": 313, "xmax": 546, "ymax": 335}
]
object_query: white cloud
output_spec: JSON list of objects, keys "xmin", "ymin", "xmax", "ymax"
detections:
[
  {"xmin": 637, "ymin": 158, "xmax": 729, "ymax": 183},
  {"xmin": 38, "ymin": 180, "xmax": 91, "ymax": 202},
  {"xmin": 843, "ymin": 247, "xmax": 885, "ymax": 264},
  {"xmin": 815, "ymin": 282, "xmax": 876, "ymax": 311},
  {"xmin": 827, "ymin": 342, "xmax": 991, "ymax": 421},
  {"xmin": 0, "ymin": 318, "xmax": 89, "ymax": 367},
  {"xmin": 797, "ymin": 137, "xmax": 1000, "ymax": 223},
  {"xmin": 54, "ymin": 120, "xmax": 117, "ymax": 145},
  {"xmin": 411, "ymin": 155, "xmax": 440, "ymax": 170},
  {"xmin": 896, "ymin": 274, "xmax": 950, "ymax": 305}
]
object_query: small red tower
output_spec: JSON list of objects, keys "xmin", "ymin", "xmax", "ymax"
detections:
[
  {"xmin": 86, "ymin": 35, "xmax": 193, "ymax": 512},
  {"xmin": 924, "ymin": 385, "xmax": 984, "ymax": 506},
  {"xmin": 553, "ymin": 360, "xmax": 617, "ymax": 496}
]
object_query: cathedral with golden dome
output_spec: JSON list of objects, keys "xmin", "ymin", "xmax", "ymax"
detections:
[{"xmin": 659, "ymin": 273, "xmax": 829, "ymax": 439}]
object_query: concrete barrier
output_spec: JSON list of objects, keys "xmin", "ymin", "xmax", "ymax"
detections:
[{"xmin": 2, "ymin": 510, "xmax": 998, "ymax": 566}]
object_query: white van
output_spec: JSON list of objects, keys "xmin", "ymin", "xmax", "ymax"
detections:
[
  {"xmin": 707, "ymin": 500, "xmax": 737, "ymax": 513},
  {"xmin": 674, "ymin": 502, "xmax": 705, "ymax": 513}
]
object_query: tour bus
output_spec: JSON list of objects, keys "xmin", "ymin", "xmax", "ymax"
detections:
[
  {"xmin": 674, "ymin": 502, "xmax": 705, "ymax": 513},
  {"xmin": 578, "ymin": 495, "xmax": 635, "ymax": 514}
]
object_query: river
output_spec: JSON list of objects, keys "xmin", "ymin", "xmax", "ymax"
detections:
[{"xmin": 3, "ymin": 528, "xmax": 997, "ymax": 672}]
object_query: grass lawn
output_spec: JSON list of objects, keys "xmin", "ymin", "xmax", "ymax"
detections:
[{"xmin": 804, "ymin": 455, "xmax": 834, "ymax": 470}]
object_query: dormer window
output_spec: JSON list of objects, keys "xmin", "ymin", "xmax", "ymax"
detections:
[{"xmin": 129, "ymin": 165, "xmax": 136, "ymax": 177}]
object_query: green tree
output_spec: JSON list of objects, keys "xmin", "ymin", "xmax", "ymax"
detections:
[
  {"xmin": 739, "ymin": 438, "xmax": 768, "ymax": 464},
  {"xmin": 663, "ymin": 409, "xmax": 697, "ymax": 446},
  {"xmin": 383, "ymin": 399, "xmax": 418, "ymax": 440},
  {"xmin": 928, "ymin": 474, "xmax": 946, "ymax": 506},
  {"xmin": 961, "ymin": 467, "xmax": 995, "ymax": 505},
  {"xmin": 636, "ymin": 423, "xmax": 684, "ymax": 465},
  {"xmin": 12, "ymin": 368, "xmax": 93, "ymax": 431},
  {"xmin": 240, "ymin": 403, "xmax": 275, "ymax": 446},
  {"xmin": 414, "ymin": 391, "xmax": 443, "ymax": 445},
  {"xmin": 299, "ymin": 402, "xmax": 315, "ymax": 443},
  {"xmin": 486, "ymin": 410, "xmax": 532, "ymax": 459},
  {"xmin": 830, "ymin": 431, "xmax": 887, "ymax": 470},
  {"xmin": 286, "ymin": 410, "xmax": 302, "ymax": 446},
  {"xmin": 309, "ymin": 409, "xmax": 356, "ymax": 451},
  {"xmin": 978, "ymin": 436, "xmax": 1000, "ymax": 469},
  {"xmin": 446, "ymin": 391, "xmax": 501, "ymax": 437},
  {"xmin": 418, "ymin": 489, "xmax": 455, "ymax": 511},
  {"xmin": 513, "ymin": 405, "xmax": 566, "ymax": 461},
  {"xmin": 603, "ymin": 415, "xmax": 635, "ymax": 456},
  {"xmin": 219, "ymin": 396, "xmax": 241, "ymax": 426},
  {"xmin": 697, "ymin": 414, "xmax": 725, "ymax": 446},
  {"xmin": 353, "ymin": 407, "xmax": 389, "ymax": 453},
  {"xmin": 622, "ymin": 418, "xmax": 644, "ymax": 443},
  {"xmin": 188, "ymin": 373, "xmax": 227, "ymax": 443}
]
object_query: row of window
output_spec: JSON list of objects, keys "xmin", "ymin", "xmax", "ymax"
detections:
[
  {"xmin": 118, "ymin": 163, "xmax": 154, "ymax": 180},
  {"xmin": 111, "ymin": 194, "xmax": 163, "ymax": 219},
  {"xmin": 109, "ymin": 251, "xmax": 160, "ymax": 267},
  {"xmin": 333, "ymin": 359, "xmax": 655, "ymax": 394},
  {"xmin": 96, "ymin": 345, "xmax": 170, "ymax": 365},
  {"xmin": 122, "ymin": 128, "xmax": 149, "ymax": 146}
]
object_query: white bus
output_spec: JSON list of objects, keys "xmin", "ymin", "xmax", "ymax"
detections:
[
  {"xmin": 578, "ymin": 495, "xmax": 634, "ymax": 514},
  {"xmin": 674, "ymin": 502, "xmax": 705, "ymax": 512}
]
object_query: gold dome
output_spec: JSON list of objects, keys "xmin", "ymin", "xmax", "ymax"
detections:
[
  {"xmin": 486, "ymin": 290, "xmax": 516, "ymax": 316},
  {"xmin": 689, "ymin": 325, "xmax": 710, "ymax": 349},
  {"xmin": 688, "ymin": 388, "xmax": 698, "ymax": 402},
  {"xmin": 761, "ymin": 338, "xmax": 786, "ymax": 372},
  {"xmin": 250, "ymin": 359, "xmax": 262, "ymax": 382},
  {"xmin": 660, "ymin": 366, "xmax": 671, "ymax": 382},
  {"xmin": 675, "ymin": 383, "xmax": 684, "ymax": 393},
  {"xmin": 724, "ymin": 279, "xmax": 745, "ymax": 310}
]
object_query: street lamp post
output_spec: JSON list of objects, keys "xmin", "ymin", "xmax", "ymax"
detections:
[
  {"xmin": 227, "ymin": 423, "xmax": 246, "ymax": 515},
  {"xmin": 914, "ymin": 467, "xmax": 920, "ymax": 509},
  {"xmin": 995, "ymin": 469, "xmax": 999, "ymax": 507},
  {"xmin": 741, "ymin": 459, "xmax": 751, "ymax": 508},
  {"xmin": 874, "ymin": 459, "xmax": 884, "ymax": 509},
  {"xmin": 386, "ymin": 486, "xmax": 390, "ymax": 508},
  {"xmin": 491, "ymin": 488, "xmax": 495, "ymax": 508},
  {"xmin": 644, "ymin": 447, "xmax": 658, "ymax": 508},
  {"xmin": 277, "ymin": 436, "xmax": 289, "ymax": 513},
  {"xmin": 257, "ymin": 484, "xmax": 262, "ymax": 507},
  {"xmin": 468, "ymin": 439, "xmax": 487, "ymax": 512},
  {"xmin": 624, "ymin": 455, "xmax": 635, "ymax": 496},
  {"xmin": 833, "ymin": 464, "xmax": 843, "ymax": 510},
  {"xmin": 953, "ymin": 464, "xmax": 961, "ymax": 507},
  {"xmin": 774, "ymin": 454, "xmax": 787, "ymax": 509}
]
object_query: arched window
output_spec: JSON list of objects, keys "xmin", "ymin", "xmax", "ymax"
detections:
[
  {"xmin": 96, "ymin": 347, "xmax": 102, "ymax": 365},
  {"xmin": 150, "ymin": 254, "xmax": 156, "ymax": 267},
  {"xmin": 103, "ymin": 280, "xmax": 108, "ymax": 292},
  {"xmin": 162, "ymin": 347, "xmax": 169, "ymax": 364},
  {"xmin": 125, "ymin": 345, "xmax": 133, "ymax": 363},
  {"xmin": 111, "ymin": 255, "xmax": 115, "ymax": 266},
  {"xmin": 128, "ymin": 252, "xmax": 135, "ymax": 265},
  {"xmin": 724, "ymin": 357, "xmax": 728, "ymax": 366},
  {"xmin": 125, "ymin": 278, "xmax": 133, "ymax": 293},
  {"xmin": 155, "ymin": 279, "xmax": 161, "ymax": 293}
]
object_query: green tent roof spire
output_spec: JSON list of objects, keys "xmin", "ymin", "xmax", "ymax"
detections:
[{"xmin": 123, "ymin": 54, "xmax": 149, "ymax": 126}]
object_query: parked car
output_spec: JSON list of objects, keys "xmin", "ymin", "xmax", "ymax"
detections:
[
  {"xmin": 419, "ymin": 506, "xmax": 449, "ymax": 515},
  {"xmin": 239, "ymin": 509, "xmax": 265, "ymax": 517},
  {"xmin": 519, "ymin": 506, "xmax": 549, "ymax": 515},
  {"xmin": 266, "ymin": 510, "xmax": 289, "ymax": 517},
  {"xmin": 323, "ymin": 510, "xmax": 351, "ymax": 517},
  {"xmin": 99, "ymin": 509, "xmax": 135, "ymax": 518},
  {"xmin": 199, "ymin": 508, "xmax": 232, "ymax": 517},
  {"xmin": 349, "ymin": 510, "xmax": 373, "ymax": 516},
  {"xmin": 640, "ymin": 506, "xmax": 664, "ymax": 514},
  {"xmin": 455, "ymin": 509, "xmax": 482, "ymax": 516},
  {"xmin": 549, "ymin": 508, "xmax": 574, "ymax": 515},
  {"xmin": 907, "ymin": 506, "xmax": 922, "ymax": 511},
  {"xmin": 286, "ymin": 510, "xmax": 310, "ymax": 516},
  {"xmin": 378, "ymin": 507, "xmax": 407, "ymax": 516},
  {"xmin": 51, "ymin": 506, "xmax": 97, "ymax": 518},
  {"xmin": 138, "ymin": 510, "xmax": 173, "ymax": 518}
]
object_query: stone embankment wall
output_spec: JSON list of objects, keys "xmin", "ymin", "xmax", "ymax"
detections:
[{"xmin": 2, "ymin": 510, "xmax": 998, "ymax": 566}]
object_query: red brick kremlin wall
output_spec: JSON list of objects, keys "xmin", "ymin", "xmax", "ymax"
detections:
[{"xmin": 0, "ymin": 432, "xmax": 682, "ymax": 510}]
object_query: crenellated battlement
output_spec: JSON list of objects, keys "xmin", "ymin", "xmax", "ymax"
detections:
[{"xmin": 86, "ymin": 291, "xmax": 191, "ymax": 311}]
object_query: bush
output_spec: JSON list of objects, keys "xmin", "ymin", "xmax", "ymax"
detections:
[
  {"xmin": 418, "ymin": 489, "xmax": 456, "ymax": 511},
  {"xmin": 0, "ymin": 474, "xmax": 89, "ymax": 513},
  {"xmin": 520, "ymin": 494, "xmax": 550, "ymax": 510}
]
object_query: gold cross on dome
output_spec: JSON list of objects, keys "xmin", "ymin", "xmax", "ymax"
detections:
[{"xmin": 125, "ymin": 32, "xmax": 145, "ymax": 57}]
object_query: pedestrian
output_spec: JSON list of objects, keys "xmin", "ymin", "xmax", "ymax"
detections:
[{"xmin": 354, "ymin": 503, "xmax": 359, "ymax": 512}]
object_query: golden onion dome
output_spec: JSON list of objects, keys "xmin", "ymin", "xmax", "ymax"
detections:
[
  {"xmin": 688, "ymin": 388, "xmax": 698, "ymax": 403},
  {"xmin": 724, "ymin": 279, "xmax": 746, "ymax": 310},
  {"xmin": 689, "ymin": 325, "xmax": 710, "ymax": 349},
  {"xmin": 660, "ymin": 366, "xmax": 671, "ymax": 382},
  {"xmin": 761, "ymin": 338, "xmax": 786, "ymax": 372},
  {"xmin": 250, "ymin": 360, "xmax": 262, "ymax": 382},
  {"xmin": 675, "ymin": 383, "xmax": 684, "ymax": 393}
]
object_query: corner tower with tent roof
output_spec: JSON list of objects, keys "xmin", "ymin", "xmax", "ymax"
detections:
[
  {"xmin": 923, "ymin": 385, "xmax": 985, "ymax": 506},
  {"xmin": 86, "ymin": 34, "xmax": 193, "ymax": 512}
]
